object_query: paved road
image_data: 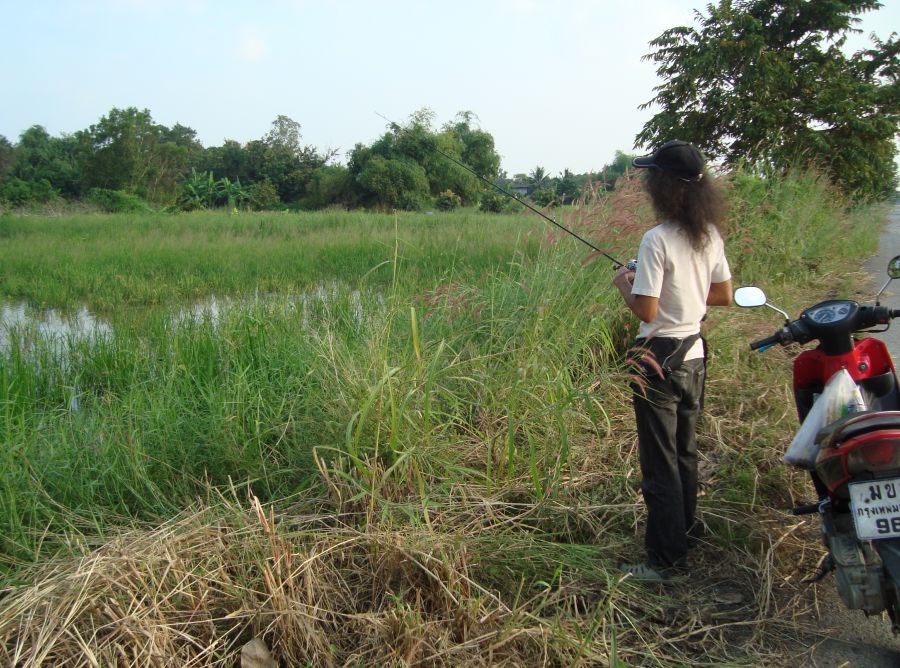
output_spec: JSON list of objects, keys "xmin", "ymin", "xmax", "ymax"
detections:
[
  {"xmin": 864, "ymin": 204, "xmax": 900, "ymax": 358},
  {"xmin": 807, "ymin": 203, "xmax": 900, "ymax": 667}
]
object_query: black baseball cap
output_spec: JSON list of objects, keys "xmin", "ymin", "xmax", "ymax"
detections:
[{"xmin": 633, "ymin": 140, "xmax": 705, "ymax": 181}]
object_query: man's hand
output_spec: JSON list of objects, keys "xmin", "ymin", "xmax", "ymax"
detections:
[
  {"xmin": 612, "ymin": 266, "xmax": 658, "ymax": 323},
  {"xmin": 612, "ymin": 265, "xmax": 635, "ymax": 290}
]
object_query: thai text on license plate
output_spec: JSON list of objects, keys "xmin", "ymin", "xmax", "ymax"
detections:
[{"xmin": 849, "ymin": 478, "xmax": 900, "ymax": 540}]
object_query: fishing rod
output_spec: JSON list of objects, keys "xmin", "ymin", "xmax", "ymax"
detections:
[{"xmin": 375, "ymin": 112, "xmax": 632, "ymax": 270}]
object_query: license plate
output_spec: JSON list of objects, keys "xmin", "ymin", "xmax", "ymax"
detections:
[{"xmin": 849, "ymin": 478, "xmax": 900, "ymax": 540}]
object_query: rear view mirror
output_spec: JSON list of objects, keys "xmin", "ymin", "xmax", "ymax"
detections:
[
  {"xmin": 875, "ymin": 255, "xmax": 900, "ymax": 303},
  {"xmin": 888, "ymin": 255, "xmax": 900, "ymax": 280},
  {"xmin": 734, "ymin": 286, "xmax": 767, "ymax": 308}
]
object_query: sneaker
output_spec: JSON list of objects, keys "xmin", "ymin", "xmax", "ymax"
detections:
[{"xmin": 618, "ymin": 562, "xmax": 670, "ymax": 582}]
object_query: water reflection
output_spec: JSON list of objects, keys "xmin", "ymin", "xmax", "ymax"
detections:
[
  {"xmin": 1, "ymin": 284, "xmax": 379, "ymax": 352},
  {"xmin": 169, "ymin": 284, "xmax": 372, "ymax": 330},
  {"xmin": 0, "ymin": 302, "xmax": 112, "ymax": 352}
]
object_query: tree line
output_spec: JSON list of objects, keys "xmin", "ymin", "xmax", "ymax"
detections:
[{"xmin": 0, "ymin": 107, "xmax": 630, "ymax": 213}]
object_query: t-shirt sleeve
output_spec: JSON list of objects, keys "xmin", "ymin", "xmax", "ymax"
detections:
[
  {"xmin": 711, "ymin": 238, "xmax": 732, "ymax": 283},
  {"xmin": 631, "ymin": 231, "xmax": 664, "ymax": 297}
]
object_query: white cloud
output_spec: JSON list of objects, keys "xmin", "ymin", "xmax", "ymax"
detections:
[{"xmin": 238, "ymin": 27, "xmax": 270, "ymax": 62}]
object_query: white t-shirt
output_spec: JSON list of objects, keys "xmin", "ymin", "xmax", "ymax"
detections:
[{"xmin": 630, "ymin": 221, "xmax": 731, "ymax": 360}]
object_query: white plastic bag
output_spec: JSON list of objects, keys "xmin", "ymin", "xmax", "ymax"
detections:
[{"xmin": 784, "ymin": 368, "xmax": 867, "ymax": 469}]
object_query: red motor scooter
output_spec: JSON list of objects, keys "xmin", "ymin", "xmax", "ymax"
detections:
[{"xmin": 735, "ymin": 254, "xmax": 900, "ymax": 629}]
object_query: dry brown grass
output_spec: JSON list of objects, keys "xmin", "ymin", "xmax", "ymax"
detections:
[{"xmin": 0, "ymin": 458, "xmax": 823, "ymax": 667}]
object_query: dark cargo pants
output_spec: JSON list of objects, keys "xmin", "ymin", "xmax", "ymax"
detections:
[{"xmin": 631, "ymin": 357, "xmax": 705, "ymax": 570}]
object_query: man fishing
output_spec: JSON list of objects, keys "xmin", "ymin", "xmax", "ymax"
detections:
[
  {"xmin": 612, "ymin": 140, "xmax": 733, "ymax": 581},
  {"xmin": 393, "ymin": 118, "xmax": 732, "ymax": 580}
]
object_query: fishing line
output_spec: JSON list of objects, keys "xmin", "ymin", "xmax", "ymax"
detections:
[{"xmin": 375, "ymin": 112, "xmax": 629, "ymax": 269}]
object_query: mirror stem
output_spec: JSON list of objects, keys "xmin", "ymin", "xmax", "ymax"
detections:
[{"xmin": 766, "ymin": 302, "xmax": 791, "ymax": 322}]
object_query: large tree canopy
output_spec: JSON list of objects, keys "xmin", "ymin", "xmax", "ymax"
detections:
[
  {"xmin": 637, "ymin": 0, "xmax": 899, "ymax": 200},
  {"xmin": 76, "ymin": 107, "xmax": 201, "ymax": 201},
  {"xmin": 348, "ymin": 109, "xmax": 502, "ymax": 210}
]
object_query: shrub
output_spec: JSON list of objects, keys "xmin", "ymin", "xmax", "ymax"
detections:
[
  {"xmin": 247, "ymin": 179, "xmax": 281, "ymax": 211},
  {"xmin": 530, "ymin": 188, "xmax": 558, "ymax": 207},
  {"xmin": 357, "ymin": 156, "xmax": 430, "ymax": 210},
  {"xmin": 302, "ymin": 165, "xmax": 352, "ymax": 210},
  {"xmin": 86, "ymin": 188, "xmax": 151, "ymax": 213},
  {"xmin": 479, "ymin": 189, "xmax": 518, "ymax": 214},
  {"xmin": 0, "ymin": 178, "xmax": 59, "ymax": 205},
  {"xmin": 396, "ymin": 190, "xmax": 424, "ymax": 211},
  {"xmin": 0, "ymin": 178, "xmax": 33, "ymax": 205},
  {"xmin": 435, "ymin": 190, "xmax": 461, "ymax": 211}
]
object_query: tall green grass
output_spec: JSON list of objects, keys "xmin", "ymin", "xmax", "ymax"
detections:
[
  {"xmin": 0, "ymin": 209, "xmax": 542, "ymax": 310},
  {"xmin": 0, "ymin": 245, "xmax": 632, "ymax": 564},
  {"xmin": 725, "ymin": 166, "xmax": 882, "ymax": 284}
]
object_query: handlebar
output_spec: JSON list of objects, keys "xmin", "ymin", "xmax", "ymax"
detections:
[
  {"xmin": 748, "ymin": 304, "xmax": 900, "ymax": 353},
  {"xmin": 749, "ymin": 332, "xmax": 784, "ymax": 350}
]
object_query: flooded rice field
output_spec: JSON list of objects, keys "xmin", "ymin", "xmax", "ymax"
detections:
[
  {"xmin": 0, "ymin": 301, "xmax": 112, "ymax": 352},
  {"xmin": 0, "ymin": 283, "xmax": 378, "ymax": 356}
]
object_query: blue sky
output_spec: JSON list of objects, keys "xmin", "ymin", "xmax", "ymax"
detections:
[{"xmin": 1, "ymin": 0, "xmax": 897, "ymax": 176}]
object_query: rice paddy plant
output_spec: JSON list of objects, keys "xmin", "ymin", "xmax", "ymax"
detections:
[{"xmin": 0, "ymin": 209, "xmax": 543, "ymax": 310}]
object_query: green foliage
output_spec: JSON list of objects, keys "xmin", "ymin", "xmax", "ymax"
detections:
[
  {"xmin": 302, "ymin": 164, "xmax": 352, "ymax": 210},
  {"xmin": 355, "ymin": 155, "xmax": 430, "ymax": 210},
  {"xmin": 724, "ymin": 165, "xmax": 880, "ymax": 283},
  {"xmin": 259, "ymin": 115, "xmax": 330, "ymax": 202},
  {"xmin": 638, "ymin": 0, "xmax": 899, "ymax": 200},
  {"xmin": 195, "ymin": 116, "xmax": 331, "ymax": 206},
  {"xmin": 530, "ymin": 187, "xmax": 558, "ymax": 207},
  {"xmin": 247, "ymin": 178, "xmax": 281, "ymax": 210},
  {"xmin": 0, "ymin": 178, "xmax": 31, "ymax": 205},
  {"xmin": 76, "ymin": 107, "xmax": 195, "ymax": 202},
  {"xmin": 0, "ymin": 135, "xmax": 12, "ymax": 180},
  {"xmin": 2, "ymin": 108, "xmax": 504, "ymax": 212},
  {"xmin": 479, "ymin": 188, "xmax": 506, "ymax": 213},
  {"xmin": 348, "ymin": 109, "xmax": 501, "ymax": 210},
  {"xmin": 433, "ymin": 111, "xmax": 500, "ymax": 204},
  {"xmin": 528, "ymin": 166, "xmax": 550, "ymax": 191},
  {"xmin": 555, "ymin": 169, "xmax": 579, "ymax": 203},
  {"xmin": 175, "ymin": 169, "xmax": 248, "ymax": 211},
  {"xmin": 0, "ymin": 177, "xmax": 58, "ymax": 205},
  {"xmin": 435, "ymin": 189, "xmax": 462, "ymax": 211},
  {"xmin": 177, "ymin": 169, "xmax": 219, "ymax": 210},
  {"xmin": 596, "ymin": 151, "xmax": 636, "ymax": 190},
  {"xmin": 219, "ymin": 176, "xmax": 249, "ymax": 210},
  {"xmin": 200, "ymin": 139, "xmax": 254, "ymax": 185},
  {"xmin": 86, "ymin": 188, "xmax": 151, "ymax": 213},
  {"xmin": 8, "ymin": 126, "xmax": 82, "ymax": 197}
]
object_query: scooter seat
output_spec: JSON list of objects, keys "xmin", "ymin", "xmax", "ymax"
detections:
[{"xmin": 817, "ymin": 411, "xmax": 900, "ymax": 449}]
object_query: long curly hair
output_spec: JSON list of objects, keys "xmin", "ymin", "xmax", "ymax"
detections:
[{"xmin": 643, "ymin": 168, "xmax": 725, "ymax": 251}]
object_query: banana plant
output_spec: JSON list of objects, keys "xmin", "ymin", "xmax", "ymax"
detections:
[
  {"xmin": 177, "ymin": 169, "xmax": 218, "ymax": 210},
  {"xmin": 218, "ymin": 176, "xmax": 249, "ymax": 211},
  {"xmin": 177, "ymin": 170, "xmax": 248, "ymax": 211}
]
